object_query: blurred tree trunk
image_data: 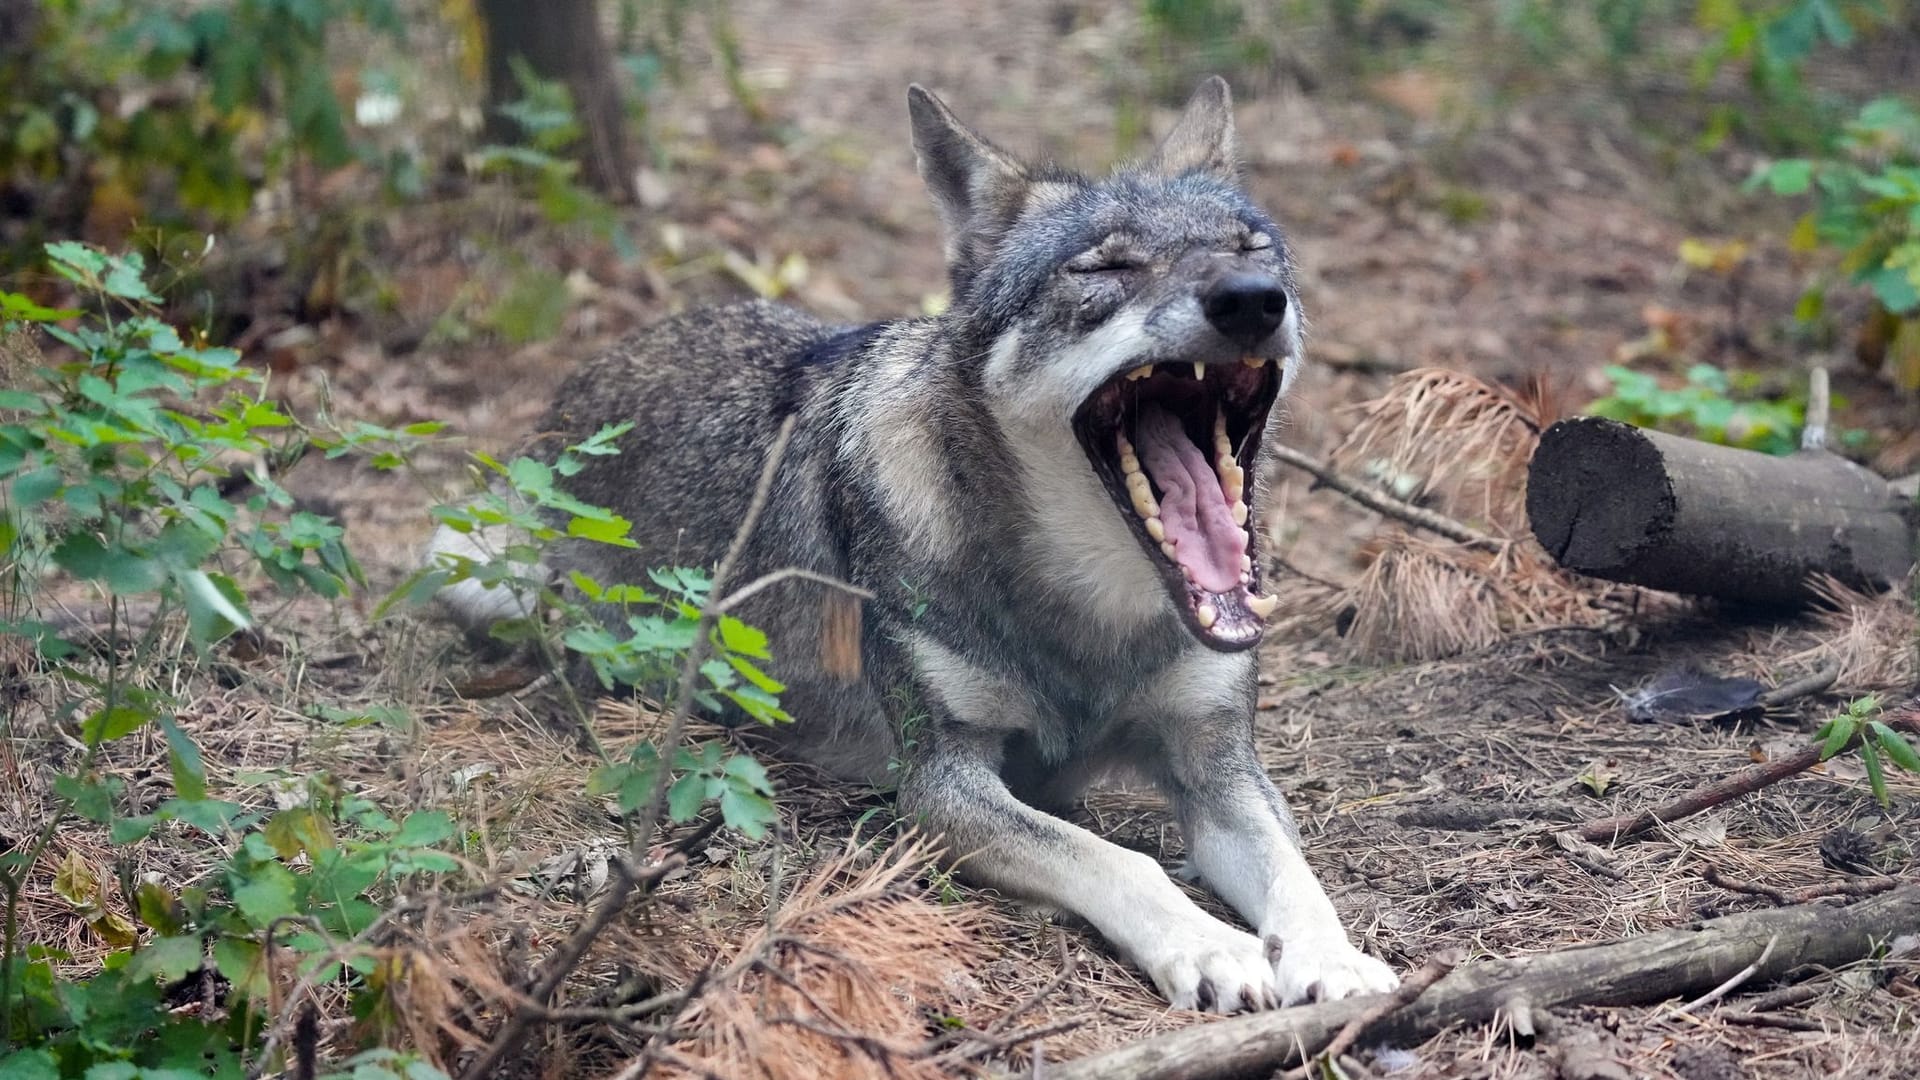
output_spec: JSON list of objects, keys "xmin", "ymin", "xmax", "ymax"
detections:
[{"xmin": 477, "ymin": 0, "xmax": 637, "ymax": 202}]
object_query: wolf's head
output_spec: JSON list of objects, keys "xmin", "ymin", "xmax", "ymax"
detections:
[{"xmin": 908, "ymin": 78, "xmax": 1295, "ymax": 652}]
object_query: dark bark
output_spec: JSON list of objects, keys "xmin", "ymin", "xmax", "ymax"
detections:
[
  {"xmin": 477, "ymin": 0, "xmax": 637, "ymax": 201},
  {"xmin": 1050, "ymin": 886, "xmax": 1920, "ymax": 1080},
  {"xmin": 1526, "ymin": 417, "xmax": 1915, "ymax": 606}
]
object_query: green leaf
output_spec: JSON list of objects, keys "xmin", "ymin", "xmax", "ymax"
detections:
[
  {"xmin": 392, "ymin": 810, "xmax": 455, "ymax": 848},
  {"xmin": 667, "ymin": 772, "xmax": 708, "ymax": 822},
  {"xmin": 110, "ymin": 816, "xmax": 156, "ymax": 844},
  {"xmin": 0, "ymin": 1050, "xmax": 61, "ymax": 1080},
  {"xmin": 10, "ymin": 466, "xmax": 61, "ymax": 507},
  {"xmin": 1870, "ymin": 722, "xmax": 1920, "ymax": 774},
  {"xmin": 81, "ymin": 704, "xmax": 153, "ymax": 744},
  {"xmin": 1817, "ymin": 715, "xmax": 1856, "ymax": 760},
  {"xmin": 567, "ymin": 513, "xmax": 637, "ymax": 546},
  {"xmin": 156, "ymin": 714, "xmax": 207, "ymax": 801},
  {"xmin": 54, "ymin": 774, "xmax": 119, "ymax": 824},
  {"xmin": 231, "ymin": 863, "xmax": 300, "ymax": 928},
  {"xmin": 1759, "ymin": 159, "xmax": 1813, "ymax": 195},
  {"xmin": 719, "ymin": 786, "xmax": 775, "ymax": 839},
  {"xmin": 212, "ymin": 937, "xmax": 268, "ymax": 1000},
  {"xmin": 129, "ymin": 935, "xmax": 203, "ymax": 983},
  {"xmin": 717, "ymin": 616, "xmax": 770, "ymax": 659},
  {"xmin": 722, "ymin": 753, "xmax": 772, "ymax": 795},
  {"xmin": 180, "ymin": 568, "xmax": 252, "ymax": 644},
  {"xmin": 135, "ymin": 882, "xmax": 184, "ymax": 934},
  {"xmin": 1862, "ymin": 739, "xmax": 1888, "ymax": 807}
]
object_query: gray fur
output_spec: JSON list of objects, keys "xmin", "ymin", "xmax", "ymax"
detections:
[{"xmin": 427, "ymin": 78, "xmax": 1396, "ymax": 1011}]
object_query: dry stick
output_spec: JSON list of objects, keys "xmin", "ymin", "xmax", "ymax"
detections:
[
  {"xmin": 632, "ymin": 412, "xmax": 798, "ymax": 845},
  {"xmin": 1574, "ymin": 709, "xmax": 1917, "ymax": 844},
  {"xmin": 1281, "ymin": 949, "xmax": 1462, "ymax": 1079},
  {"xmin": 1757, "ymin": 659, "xmax": 1841, "ymax": 708},
  {"xmin": 1046, "ymin": 886, "xmax": 1920, "ymax": 1080},
  {"xmin": 1670, "ymin": 933, "xmax": 1778, "ymax": 1017},
  {"xmin": 1268, "ymin": 444, "xmax": 1500, "ymax": 549},
  {"xmin": 1802, "ymin": 366, "xmax": 1831, "ymax": 453},
  {"xmin": 1702, "ymin": 865, "xmax": 1901, "ymax": 907}
]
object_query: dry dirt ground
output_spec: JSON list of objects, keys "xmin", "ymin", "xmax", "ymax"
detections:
[{"xmin": 11, "ymin": 3, "xmax": 1920, "ymax": 1078}]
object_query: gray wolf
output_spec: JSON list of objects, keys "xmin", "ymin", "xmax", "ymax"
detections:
[{"xmin": 427, "ymin": 77, "xmax": 1399, "ymax": 1012}]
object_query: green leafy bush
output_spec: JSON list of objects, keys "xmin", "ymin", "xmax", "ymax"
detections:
[
  {"xmin": 1, "ymin": 0, "xmax": 411, "ymax": 234},
  {"xmin": 1752, "ymin": 97, "xmax": 1920, "ymax": 388},
  {"xmin": 1587, "ymin": 362, "xmax": 1805, "ymax": 454},
  {"xmin": 1, "ymin": 242, "xmax": 788, "ymax": 1074},
  {"xmin": 1816, "ymin": 695, "xmax": 1920, "ymax": 808}
]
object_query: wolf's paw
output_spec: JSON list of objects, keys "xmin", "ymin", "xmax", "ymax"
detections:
[
  {"xmin": 1265, "ymin": 928, "xmax": 1398, "ymax": 1005},
  {"xmin": 1143, "ymin": 922, "xmax": 1280, "ymax": 1014}
]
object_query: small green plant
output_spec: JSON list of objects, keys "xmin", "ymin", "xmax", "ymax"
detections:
[
  {"xmin": 1587, "ymin": 363, "xmax": 1804, "ymax": 454},
  {"xmin": 1815, "ymin": 694, "xmax": 1920, "ymax": 808},
  {"xmin": 1752, "ymin": 97, "xmax": 1920, "ymax": 390},
  {"xmin": 401, "ymin": 424, "xmax": 788, "ymax": 841},
  {"xmin": 0, "ymin": 242, "xmax": 464, "ymax": 1078}
]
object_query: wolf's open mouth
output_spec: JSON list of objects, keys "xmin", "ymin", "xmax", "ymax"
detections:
[{"xmin": 1073, "ymin": 357, "xmax": 1283, "ymax": 650}]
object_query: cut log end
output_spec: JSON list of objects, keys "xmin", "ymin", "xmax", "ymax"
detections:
[{"xmin": 1526, "ymin": 417, "xmax": 1916, "ymax": 606}]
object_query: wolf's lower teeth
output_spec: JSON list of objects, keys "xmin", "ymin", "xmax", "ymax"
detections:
[
  {"xmin": 1246, "ymin": 593, "xmax": 1278, "ymax": 619},
  {"xmin": 1196, "ymin": 603, "xmax": 1218, "ymax": 629}
]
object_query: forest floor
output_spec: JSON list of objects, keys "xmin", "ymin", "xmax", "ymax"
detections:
[{"xmin": 12, "ymin": 3, "xmax": 1920, "ymax": 1078}]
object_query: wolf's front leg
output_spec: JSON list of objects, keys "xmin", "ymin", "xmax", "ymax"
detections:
[
  {"xmin": 1165, "ymin": 733, "xmax": 1399, "ymax": 1004},
  {"xmin": 901, "ymin": 729, "xmax": 1280, "ymax": 1013}
]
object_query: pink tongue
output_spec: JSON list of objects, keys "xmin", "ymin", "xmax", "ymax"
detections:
[{"xmin": 1134, "ymin": 404, "xmax": 1246, "ymax": 594}]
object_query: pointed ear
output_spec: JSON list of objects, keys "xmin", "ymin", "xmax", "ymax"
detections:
[
  {"xmin": 1149, "ymin": 76, "xmax": 1238, "ymax": 180},
  {"xmin": 907, "ymin": 85, "xmax": 1030, "ymax": 285}
]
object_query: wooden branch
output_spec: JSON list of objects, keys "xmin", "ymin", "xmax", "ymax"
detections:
[
  {"xmin": 1282, "ymin": 950, "xmax": 1460, "ymax": 1079},
  {"xmin": 1526, "ymin": 417, "xmax": 1915, "ymax": 605},
  {"xmin": 1801, "ymin": 367, "xmax": 1830, "ymax": 452},
  {"xmin": 1269, "ymin": 444, "xmax": 1499, "ymax": 549},
  {"xmin": 1048, "ymin": 887, "xmax": 1920, "ymax": 1080}
]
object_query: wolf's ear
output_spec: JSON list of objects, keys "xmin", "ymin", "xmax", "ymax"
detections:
[
  {"xmin": 1149, "ymin": 76, "xmax": 1238, "ymax": 180},
  {"xmin": 908, "ymin": 85, "xmax": 1029, "ymax": 285}
]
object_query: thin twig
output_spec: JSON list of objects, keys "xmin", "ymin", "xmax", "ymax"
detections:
[
  {"xmin": 1703, "ymin": 865, "xmax": 1901, "ymax": 906},
  {"xmin": 1575, "ymin": 709, "xmax": 1917, "ymax": 844},
  {"xmin": 1282, "ymin": 949, "xmax": 1462, "ymax": 1079},
  {"xmin": 713, "ymin": 567, "xmax": 872, "ymax": 614},
  {"xmin": 1758, "ymin": 660, "xmax": 1841, "ymax": 708},
  {"xmin": 1268, "ymin": 444, "xmax": 1499, "ymax": 549},
  {"xmin": 1670, "ymin": 934, "xmax": 1777, "ymax": 1016},
  {"xmin": 1801, "ymin": 367, "xmax": 1830, "ymax": 453},
  {"xmin": 632, "ymin": 413, "xmax": 797, "ymax": 846}
]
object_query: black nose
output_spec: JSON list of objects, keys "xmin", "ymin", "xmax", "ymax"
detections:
[{"xmin": 1201, "ymin": 274, "xmax": 1288, "ymax": 348}]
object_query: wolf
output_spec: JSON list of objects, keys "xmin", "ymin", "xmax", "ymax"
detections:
[{"xmin": 427, "ymin": 77, "xmax": 1399, "ymax": 1012}]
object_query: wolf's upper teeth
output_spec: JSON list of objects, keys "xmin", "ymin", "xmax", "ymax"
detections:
[
  {"xmin": 1243, "ymin": 356, "xmax": 1267, "ymax": 369},
  {"xmin": 1127, "ymin": 364, "xmax": 1153, "ymax": 381},
  {"xmin": 1212, "ymin": 410, "xmax": 1232, "ymax": 460},
  {"xmin": 1221, "ymin": 463, "xmax": 1245, "ymax": 503},
  {"xmin": 1240, "ymin": 553, "xmax": 1253, "ymax": 574},
  {"xmin": 1160, "ymin": 541, "xmax": 1178, "ymax": 561},
  {"xmin": 1146, "ymin": 517, "xmax": 1166, "ymax": 542},
  {"xmin": 1130, "ymin": 487, "xmax": 1160, "ymax": 519},
  {"xmin": 1192, "ymin": 362, "xmax": 1206, "ymax": 380},
  {"xmin": 1246, "ymin": 593, "xmax": 1278, "ymax": 619},
  {"xmin": 1231, "ymin": 499, "xmax": 1248, "ymax": 525},
  {"xmin": 1126, "ymin": 472, "xmax": 1151, "ymax": 499},
  {"xmin": 1196, "ymin": 603, "xmax": 1218, "ymax": 629}
]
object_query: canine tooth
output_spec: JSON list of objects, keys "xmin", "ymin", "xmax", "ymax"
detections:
[
  {"xmin": 1231, "ymin": 499, "xmax": 1248, "ymax": 525},
  {"xmin": 1127, "ymin": 364, "xmax": 1153, "ymax": 381},
  {"xmin": 1196, "ymin": 603, "xmax": 1218, "ymax": 629},
  {"xmin": 1246, "ymin": 593, "xmax": 1278, "ymax": 619},
  {"xmin": 1192, "ymin": 362, "xmax": 1206, "ymax": 380},
  {"xmin": 1243, "ymin": 356, "xmax": 1267, "ymax": 369},
  {"xmin": 1146, "ymin": 517, "xmax": 1166, "ymax": 541}
]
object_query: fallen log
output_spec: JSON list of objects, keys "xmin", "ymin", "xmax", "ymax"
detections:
[
  {"xmin": 1525, "ymin": 417, "xmax": 1915, "ymax": 606},
  {"xmin": 1048, "ymin": 886, "xmax": 1920, "ymax": 1080}
]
